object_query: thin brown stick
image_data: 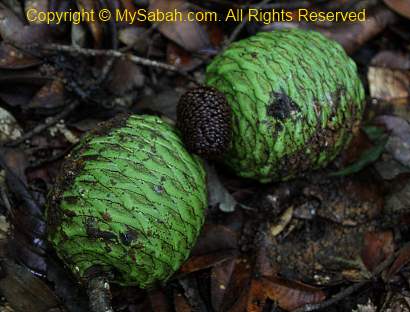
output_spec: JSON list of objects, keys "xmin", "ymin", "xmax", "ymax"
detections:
[
  {"xmin": 5, "ymin": 101, "xmax": 79, "ymax": 147},
  {"xmin": 39, "ymin": 43, "xmax": 199, "ymax": 83},
  {"xmin": 292, "ymin": 253, "xmax": 397, "ymax": 312}
]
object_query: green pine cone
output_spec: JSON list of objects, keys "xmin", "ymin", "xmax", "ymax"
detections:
[
  {"xmin": 205, "ymin": 29, "xmax": 365, "ymax": 182},
  {"xmin": 47, "ymin": 114, "xmax": 207, "ymax": 288}
]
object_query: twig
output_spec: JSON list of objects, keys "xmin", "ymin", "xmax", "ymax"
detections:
[
  {"xmin": 292, "ymin": 253, "xmax": 397, "ymax": 312},
  {"xmin": 224, "ymin": 0, "xmax": 272, "ymax": 49},
  {"xmin": 39, "ymin": 43, "xmax": 198, "ymax": 83},
  {"xmin": 5, "ymin": 101, "xmax": 80, "ymax": 147}
]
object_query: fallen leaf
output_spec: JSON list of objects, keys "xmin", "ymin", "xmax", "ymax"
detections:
[
  {"xmin": 0, "ymin": 3, "xmax": 50, "ymax": 46},
  {"xmin": 220, "ymin": 257, "xmax": 253, "ymax": 312},
  {"xmin": 384, "ymin": 0, "xmax": 410, "ymax": 19},
  {"xmin": 368, "ymin": 67, "xmax": 410, "ymax": 102},
  {"xmin": 174, "ymin": 290, "xmax": 192, "ymax": 312},
  {"xmin": 106, "ymin": 59, "xmax": 145, "ymax": 95},
  {"xmin": 0, "ymin": 260, "xmax": 62, "ymax": 312},
  {"xmin": 385, "ymin": 244, "xmax": 410, "ymax": 280},
  {"xmin": 270, "ymin": 206, "xmax": 294, "ymax": 237},
  {"xmin": 211, "ymin": 257, "xmax": 236, "ymax": 311},
  {"xmin": 191, "ymin": 224, "xmax": 238, "ymax": 256},
  {"xmin": 149, "ymin": 0, "xmax": 211, "ymax": 52},
  {"xmin": 136, "ymin": 89, "xmax": 181, "ymax": 120},
  {"xmin": 377, "ymin": 115, "xmax": 410, "ymax": 167},
  {"xmin": 0, "ymin": 43, "xmax": 40, "ymax": 69},
  {"xmin": 262, "ymin": 276, "xmax": 326, "ymax": 311},
  {"xmin": 167, "ymin": 42, "xmax": 197, "ymax": 69},
  {"xmin": 371, "ymin": 50, "xmax": 410, "ymax": 70},
  {"xmin": 180, "ymin": 250, "xmax": 237, "ymax": 274},
  {"xmin": 118, "ymin": 27, "xmax": 150, "ymax": 53},
  {"xmin": 361, "ymin": 231, "xmax": 394, "ymax": 272},
  {"xmin": 29, "ymin": 79, "xmax": 65, "ymax": 110},
  {"xmin": 331, "ymin": 126, "xmax": 388, "ymax": 177},
  {"xmin": 148, "ymin": 289, "xmax": 171, "ymax": 312}
]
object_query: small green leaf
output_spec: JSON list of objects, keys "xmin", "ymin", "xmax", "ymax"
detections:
[{"xmin": 330, "ymin": 126, "xmax": 388, "ymax": 177}]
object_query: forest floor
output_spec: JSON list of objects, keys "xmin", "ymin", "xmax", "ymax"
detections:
[{"xmin": 0, "ymin": 0, "xmax": 410, "ymax": 311}]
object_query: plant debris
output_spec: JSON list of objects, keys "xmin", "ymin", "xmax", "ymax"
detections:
[{"xmin": 0, "ymin": 0, "xmax": 409, "ymax": 311}]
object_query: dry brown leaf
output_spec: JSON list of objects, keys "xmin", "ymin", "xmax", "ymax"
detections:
[
  {"xmin": 191, "ymin": 224, "xmax": 238, "ymax": 256},
  {"xmin": 262, "ymin": 276, "xmax": 326, "ymax": 311},
  {"xmin": 0, "ymin": 43, "xmax": 40, "ymax": 69},
  {"xmin": 0, "ymin": 260, "xmax": 62, "ymax": 312},
  {"xmin": 106, "ymin": 59, "xmax": 145, "ymax": 95},
  {"xmin": 318, "ymin": 5, "xmax": 398, "ymax": 54},
  {"xmin": 0, "ymin": 3, "xmax": 50, "ymax": 46},
  {"xmin": 368, "ymin": 67, "xmax": 410, "ymax": 101},
  {"xmin": 149, "ymin": 0, "xmax": 211, "ymax": 52},
  {"xmin": 384, "ymin": 0, "xmax": 410, "ymax": 19},
  {"xmin": 174, "ymin": 290, "xmax": 192, "ymax": 312},
  {"xmin": 220, "ymin": 257, "xmax": 253, "ymax": 312},
  {"xmin": 371, "ymin": 51, "xmax": 410, "ymax": 70},
  {"xmin": 179, "ymin": 250, "xmax": 237, "ymax": 274},
  {"xmin": 361, "ymin": 231, "xmax": 394, "ymax": 272},
  {"xmin": 29, "ymin": 79, "xmax": 65, "ymax": 109},
  {"xmin": 148, "ymin": 289, "xmax": 171, "ymax": 312},
  {"xmin": 210, "ymin": 257, "xmax": 236, "ymax": 311},
  {"xmin": 385, "ymin": 244, "xmax": 410, "ymax": 280},
  {"xmin": 377, "ymin": 115, "xmax": 410, "ymax": 167},
  {"xmin": 270, "ymin": 206, "xmax": 293, "ymax": 237}
]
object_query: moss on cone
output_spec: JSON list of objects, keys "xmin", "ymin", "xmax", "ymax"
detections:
[
  {"xmin": 205, "ymin": 29, "xmax": 365, "ymax": 182},
  {"xmin": 47, "ymin": 115, "xmax": 207, "ymax": 288}
]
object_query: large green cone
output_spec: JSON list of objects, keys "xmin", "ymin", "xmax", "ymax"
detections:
[
  {"xmin": 47, "ymin": 115, "xmax": 207, "ymax": 288},
  {"xmin": 206, "ymin": 29, "xmax": 365, "ymax": 182}
]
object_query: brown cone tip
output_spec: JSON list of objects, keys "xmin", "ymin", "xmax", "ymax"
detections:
[{"xmin": 177, "ymin": 86, "xmax": 232, "ymax": 160}]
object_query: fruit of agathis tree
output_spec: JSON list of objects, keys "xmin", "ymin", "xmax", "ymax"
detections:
[
  {"xmin": 47, "ymin": 114, "xmax": 208, "ymax": 289},
  {"xmin": 177, "ymin": 29, "xmax": 365, "ymax": 182}
]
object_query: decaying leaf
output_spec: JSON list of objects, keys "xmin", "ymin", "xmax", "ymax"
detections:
[
  {"xmin": 29, "ymin": 79, "xmax": 65, "ymax": 110},
  {"xmin": 0, "ymin": 2, "xmax": 50, "ymax": 46},
  {"xmin": 149, "ymin": 0, "xmax": 211, "ymax": 52},
  {"xmin": 0, "ymin": 260, "xmax": 62, "ymax": 312},
  {"xmin": 270, "ymin": 206, "xmax": 294, "ymax": 237},
  {"xmin": 262, "ymin": 276, "xmax": 326, "ymax": 311},
  {"xmin": 385, "ymin": 244, "xmax": 410, "ymax": 280},
  {"xmin": 331, "ymin": 126, "xmax": 388, "ymax": 177},
  {"xmin": 0, "ymin": 43, "xmax": 40, "ymax": 69},
  {"xmin": 377, "ymin": 115, "xmax": 410, "ymax": 167},
  {"xmin": 361, "ymin": 231, "xmax": 394, "ymax": 272},
  {"xmin": 371, "ymin": 50, "xmax": 410, "ymax": 70},
  {"xmin": 368, "ymin": 67, "xmax": 410, "ymax": 102},
  {"xmin": 384, "ymin": 0, "xmax": 410, "ymax": 19}
]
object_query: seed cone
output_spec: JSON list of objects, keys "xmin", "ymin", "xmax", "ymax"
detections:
[
  {"xmin": 205, "ymin": 29, "xmax": 365, "ymax": 182},
  {"xmin": 177, "ymin": 86, "xmax": 232, "ymax": 160},
  {"xmin": 47, "ymin": 114, "xmax": 207, "ymax": 288}
]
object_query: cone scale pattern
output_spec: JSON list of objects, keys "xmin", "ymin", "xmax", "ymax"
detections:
[
  {"xmin": 205, "ymin": 29, "xmax": 365, "ymax": 182},
  {"xmin": 47, "ymin": 115, "xmax": 207, "ymax": 288}
]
